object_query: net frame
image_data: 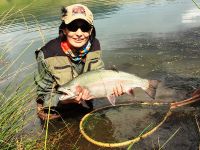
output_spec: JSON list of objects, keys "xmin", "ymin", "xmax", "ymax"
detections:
[
  {"xmin": 80, "ymin": 102, "xmax": 172, "ymax": 148},
  {"xmin": 80, "ymin": 89, "xmax": 200, "ymax": 148}
]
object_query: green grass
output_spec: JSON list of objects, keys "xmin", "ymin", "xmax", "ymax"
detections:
[
  {"xmin": 0, "ymin": 79, "xmax": 37, "ymax": 149},
  {"xmin": 0, "ymin": 5, "xmax": 42, "ymax": 150},
  {"xmin": 0, "ymin": 5, "xmax": 79, "ymax": 149},
  {"xmin": 0, "ymin": 41, "xmax": 39, "ymax": 149},
  {"xmin": 192, "ymin": 0, "xmax": 200, "ymax": 9}
]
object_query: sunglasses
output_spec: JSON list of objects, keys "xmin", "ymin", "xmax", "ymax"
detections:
[{"xmin": 67, "ymin": 22, "xmax": 92, "ymax": 32}]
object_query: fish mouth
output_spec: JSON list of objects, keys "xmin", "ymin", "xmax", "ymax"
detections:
[
  {"xmin": 57, "ymin": 87, "xmax": 69, "ymax": 94},
  {"xmin": 59, "ymin": 93, "xmax": 77, "ymax": 101},
  {"xmin": 59, "ymin": 94, "xmax": 68, "ymax": 100},
  {"xmin": 57, "ymin": 87, "xmax": 65, "ymax": 93},
  {"xmin": 57, "ymin": 87, "xmax": 76, "ymax": 100}
]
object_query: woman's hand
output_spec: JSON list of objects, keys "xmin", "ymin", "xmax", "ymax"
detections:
[
  {"xmin": 74, "ymin": 85, "xmax": 94, "ymax": 103},
  {"xmin": 37, "ymin": 103, "xmax": 61, "ymax": 120},
  {"xmin": 58, "ymin": 86, "xmax": 94, "ymax": 105},
  {"xmin": 112, "ymin": 82, "xmax": 124, "ymax": 97}
]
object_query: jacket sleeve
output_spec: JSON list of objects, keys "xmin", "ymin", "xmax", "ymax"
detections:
[{"xmin": 34, "ymin": 50, "xmax": 58, "ymax": 106}]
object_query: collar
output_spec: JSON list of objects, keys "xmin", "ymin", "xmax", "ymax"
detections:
[{"xmin": 61, "ymin": 41, "xmax": 91, "ymax": 62}]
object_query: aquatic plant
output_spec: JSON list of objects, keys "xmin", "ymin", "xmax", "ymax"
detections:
[
  {"xmin": 0, "ymin": 6, "xmax": 41, "ymax": 149},
  {"xmin": 192, "ymin": 0, "xmax": 200, "ymax": 9},
  {"xmin": 0, "ymin": 5, "xmax": 79, "ymax": 149},
  {"xmin": 0, "ymin": 76, "xmax": 38, "ymax": 149}
]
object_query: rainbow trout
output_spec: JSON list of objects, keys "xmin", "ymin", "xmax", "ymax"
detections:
[{"xmin": 58, "ymin": 69, "xmax": 159, "ymax": 106}]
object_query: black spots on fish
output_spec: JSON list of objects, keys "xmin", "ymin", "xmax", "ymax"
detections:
[{"xmin": 145, "ymin": 80, "xmax": 160, "ymax": 99}]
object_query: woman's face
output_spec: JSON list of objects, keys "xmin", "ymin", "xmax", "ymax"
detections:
[{"xmin": 64, "ymin": 20, "xmax": 92, "ymax": 49}]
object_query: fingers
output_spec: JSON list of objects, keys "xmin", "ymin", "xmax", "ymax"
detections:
[
  {"xmin": 82, "ymin": 88, "xmax": 95, "ymax": 100},
  {"xmin": 113, "ymin": 86, "xmax": 119, "ymax": 96},
  {"xmin": 113, "ymin": 82, "xmax": 124, "ymax": 97},
  {"xmin": 75, "ymin": 92, "xmax": 83, "ymax": 103},
  {"xmin": 37, "ymin": 103, "xmax": 61, "ymax": 120},
  {"xmin": 82, "ymin": 89, "xmax": 90, "ymax": 100},
  {"xmin": 38, "ymin": 112, "xmax": 60, "ymax": 120},
  {"xmin": 118, "ymin": 84, "xmax": 123, "ymax": 95},
  {"xmin": 75, "ymin": 85, "xmax": 83, "ymax": 94},
  {"xmin": 75, "ymin": 86, "xmax": 94, "ymax": 102},
  {"xmin": 37, "ymin": 109, "xmax": 61, "ymax": 120}
]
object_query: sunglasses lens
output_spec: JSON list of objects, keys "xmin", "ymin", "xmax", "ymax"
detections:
[
  {"xmin": 81, "ymin": 24, "xmax": 92, "ymax": 32},
  {"xmin": 67, "ymin": 23, "xmax": 92, "ymax": 32},
  {"xmin": 67, "ymin": 24, "xmax": 77, "ymax": 32}
]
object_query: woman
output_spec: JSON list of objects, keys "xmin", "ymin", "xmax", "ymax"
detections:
[{"xmin": 35, "ymin": 4, "xmax": 123, "ymax": 120}]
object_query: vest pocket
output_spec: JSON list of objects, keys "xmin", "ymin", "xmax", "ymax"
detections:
[
  {"xmin": 88, "ymin": 58, "xmax": 104, "ymax": 71},
  {"xmin": 52, "ymin": 65, "xmax": 73, "ymax": 85},
  {"xmin": 54, "ymin": 65, "xmax": 71, "ymax": 70}
]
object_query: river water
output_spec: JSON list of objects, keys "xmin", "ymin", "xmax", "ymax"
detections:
[{"xmin": 0, "ymin": 0, "xmax": 200, "ymax": 149}]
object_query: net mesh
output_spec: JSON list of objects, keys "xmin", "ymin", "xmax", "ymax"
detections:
[{"xmin": 82, "ymin": 103, "xmax": 170, "ymax": 143}]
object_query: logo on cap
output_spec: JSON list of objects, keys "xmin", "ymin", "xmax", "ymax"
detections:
[{"xmin": 72, "ymin": 6, "xmax": 86, "ymax": 16}]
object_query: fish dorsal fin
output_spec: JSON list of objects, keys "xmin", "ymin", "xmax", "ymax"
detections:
[{"xmin": 108, "ymin": 65, "xmax": 119, "ymax": 72}]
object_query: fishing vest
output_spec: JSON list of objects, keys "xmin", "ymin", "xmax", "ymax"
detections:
[{"xmin": 35, "ymin": 37, "xmax": 104, "ymax": 86}]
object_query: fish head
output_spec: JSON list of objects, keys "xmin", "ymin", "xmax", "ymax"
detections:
[
  {"xmin": 57, "ymin": 87, "xmax": 76, "ymax": 100},
  {"xmin": 57, "ymin": 86, "xmax": 69, "ymax": 93}
]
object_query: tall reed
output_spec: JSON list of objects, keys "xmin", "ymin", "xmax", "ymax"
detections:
[
  {"xmin": 0, "ymin": 5, "xmax": 40, "ymax": 149},
  {"xmin": 0, "ymin": 4, "xmax": 79, "ymax": 149},
  {"xmin": 0, "ymin": 75, "xmax": 38, "ymax": 149}
]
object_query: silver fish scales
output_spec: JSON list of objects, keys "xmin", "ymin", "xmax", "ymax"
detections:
[{"xmin": 58, "ymin": 69, "xmax": 159, "ymax": 106}]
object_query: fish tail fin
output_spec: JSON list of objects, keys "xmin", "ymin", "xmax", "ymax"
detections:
[{"xmin": 145, "ymin": 80, "xmax": 160, "ymax": 99}]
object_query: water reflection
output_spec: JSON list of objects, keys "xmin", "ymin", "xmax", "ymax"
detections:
[{"xmin": 182, "ymin": 7, "xmax": 200, "ymax": 23}]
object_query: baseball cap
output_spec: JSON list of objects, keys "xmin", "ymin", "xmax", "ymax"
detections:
[{"xmin": 61, "ymin": 4, "xmax": 94, "ymax": 25}]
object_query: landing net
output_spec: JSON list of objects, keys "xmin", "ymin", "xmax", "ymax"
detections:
[{"xmin": 80, "ymin": 102, "xmax": 171, "ymax": 148}]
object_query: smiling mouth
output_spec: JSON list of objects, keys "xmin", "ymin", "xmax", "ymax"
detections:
[{"xmin": 74, "ymin": 39, "xmax": 84, "ymax": 43}]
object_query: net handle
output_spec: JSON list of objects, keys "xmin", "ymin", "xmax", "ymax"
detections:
[{"xmin": 170, "ymin": 88, "xmax": 200, "ymax": 109}]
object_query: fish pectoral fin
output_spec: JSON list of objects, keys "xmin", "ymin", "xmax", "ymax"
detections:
[
  {"xmin": 80, "ymin": 101, "xmax": 90, "ymax": 109},
  {"xmin": 107, "ymin": 94, "xmax": 116, "ymax": 106}
]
